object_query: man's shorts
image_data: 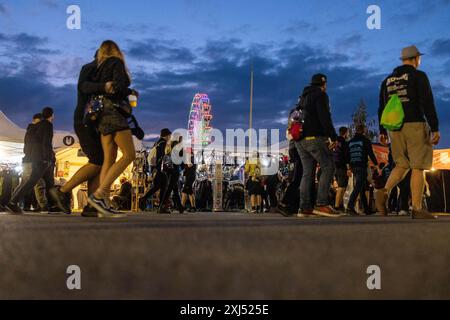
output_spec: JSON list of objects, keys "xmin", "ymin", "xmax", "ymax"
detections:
[
  {"xmin": 75, "ymin": 123, "xmax": 104, "ymax": 166},
  {"xmin": 335, "ymin": 167, "xmax": 349, "ymax": 188},
  {"xmin": 389, "ymin": 122, "xmax": 433, "ymax": 170}
]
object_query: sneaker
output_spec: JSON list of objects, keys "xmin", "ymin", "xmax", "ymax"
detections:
[
  {"xmin": 5, "ymin": 202, "xmax": 23, "ymax": 215},
  {"xmin": 49, "ymin": 187, "xmax": 71, "ymax": 214},
  {"xmin": 345, "ymin": 207, "xmax": 359, "ymax": 216},
  {"xmin": 297, "ymin": 209, "xmax": 315, "ymax": 218},
  {"xmin": 412, "ymin": 209, "xmax": 437, "ymax": 220},
  {"xmin": 278, "ymin": 205, "xmax": 293, "ymax": 217},
  {"xmin": 48, "ymin": 206, "xmax": 63, "ymax": 215},
  {"xmin": 313, "ymin": 206, "xmax": 341, "ymax": 218},
  {"xmin": 398, "ymin": 210, "xmax": 410, "ymax": 216},
  {"xmin": 81, "ymin": 205, "xmax": 98, "ymax": 218},
  {"xmin": 157, "ymin": 208, "xmax": 171, "ymax": 214},
  {"xmin": 88, "ymin": 194, "xmax": 114, "ymax": 217}
]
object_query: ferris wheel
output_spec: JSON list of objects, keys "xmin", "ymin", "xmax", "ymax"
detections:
[{"xmin": 187, "ymin": 93, "xmax": 213, "ymax": 147}]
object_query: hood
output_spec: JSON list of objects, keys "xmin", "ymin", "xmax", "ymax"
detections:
[
  {"xmin": 301, "ymin": 85, "xmax": 322, "ymax": 98},
  {"xmin": 392, "ymin": 64, "xmax": 416, "ymax": 76}
]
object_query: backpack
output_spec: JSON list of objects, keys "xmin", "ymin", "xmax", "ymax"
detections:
[
  {"xmin": 381, "ymin": 94, "xmax": 405, "ymax": 131},
  {"xmin": 287, "ymin": 97, "xmax": 306, "ymax": 141},
  {"xmin": 161, "ymin": 154, "xmax": 174, "ymax": 172},
  {"xmin": 147, "ymin": 141, "xmax": 162, "ymax": 168}
]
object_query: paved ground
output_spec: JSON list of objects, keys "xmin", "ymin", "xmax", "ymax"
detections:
[{"xmin": 0, "ymin": 211, "xmax": 449, "ymax": 300}]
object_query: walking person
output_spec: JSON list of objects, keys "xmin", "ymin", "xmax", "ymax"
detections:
[
  {"xmin": 21, "ymin": 113, "xmax": 42, "ymax": 211},
  {"xmin": 295, "ymin": 74, "xmax": 340, "ymax": 218},
  {"xmin": 50, "ymin": 51, "xmax": 113, "ymax": 217},
  {"xmin": 333, "ymin": 127, "xmax": 350, "ymax": 212},
  {"xmin": 159, "ymin": 135, "xmax": 183, "ymax": 214},
  {"xmin": 86, "ymin": 40, "xmax": 137, "ymax": 216},
  {"xmin": 5, "ymin": 108, "xmax": 56, "ymax": 214},
  {"xmin": 377, "ymin": 45, "xmax": 440, "ymax": 219},
  {"xmin": 346, "ymin": 124, "xmax": 378, "ymax": 215},
  {"xmin": 278, "ymin": 141, "xmax": 303, "ymax": 216},
  {"xmin": 139, "ymin": 129, "xmax": 171, "ymax": 212},
  {"xmin": 181, "ymin": 153, "xmax": 197, "ymax": 212}
]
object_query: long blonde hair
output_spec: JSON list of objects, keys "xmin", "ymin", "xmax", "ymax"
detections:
[{"xmin": 97, "ymin": 40, "xmax": 131, "ymax": 80}]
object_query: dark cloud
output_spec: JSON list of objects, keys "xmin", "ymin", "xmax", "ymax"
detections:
[
  {"xmin": 282, "ymin": 20, "xmax": 318, "ymax": 34},
  {"xmin": 430, "ymin": 39, "xmax": 450, "ymax": 56},
  {"xmin": 0, "ymin": 3, "xmax": 7, "ymax": 15},
  {"xmin": 0, "ymin": 32, "xmax": 59, "ymax": 55},
  {"xmin": 127, "ymin": 39, "xmax": 196, "ymax": 64}
]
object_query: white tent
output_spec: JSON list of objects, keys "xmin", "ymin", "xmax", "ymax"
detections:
[{"xmin": 0, "ymin": 110, "xmax": 78, "ymax": 164}]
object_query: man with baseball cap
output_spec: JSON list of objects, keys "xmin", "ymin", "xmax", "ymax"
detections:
[
  {"xmin": 295, "ymin": 73, "xmax": 340, "ymax": 218},
  {"xmin": 377, "ymin": 45, "xmax": 440, "ymax": 219}
]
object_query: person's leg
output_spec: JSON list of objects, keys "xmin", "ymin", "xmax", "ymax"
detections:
[
  {"xmin": 308, "ymin": 139, "xmax": 335, "ymax": 207},
  {"xmin": 410, "ymin": 169, "xmax": 425, "ymax": 211},
  {"xmin": 297, "ymin": 141, "xmax": 314, "ymax": 211},
  {"xmin": 61, "ymin": 164, "xmax": 101, "ymax": 194},
  {"xmin": 181, "ymin": 192, "xmax": 187, "ymax": 207},
  {"xmin": 348, "ymin": 169, "xmax": 363, "ymax": 211},
  {"xmin": 10, "ymin": 162, "xmax": 43, "ymax": 204},
  {"xmin": 189, "ymin": 194, "xmax": 196, "ymax": 208},
  {"xmin": 34, "ymin": 179, "xmax": 47, "ymax": 209},
  {"xmin": 95, "ymin": 130, "xmax": 135, "ymax": 199},
  {"xmin": 98, "ymin": 134, "xmax": 117, "ymax": 190}
]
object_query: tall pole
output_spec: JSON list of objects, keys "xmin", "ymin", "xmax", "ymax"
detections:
[{"xmin": 249, "ymin": 66, "xmax": 254, "ymax": 152}]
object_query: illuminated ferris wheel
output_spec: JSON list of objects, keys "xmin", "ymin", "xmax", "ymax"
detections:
[{"xmin": 187, "ymin": 93, "xmax": 213, "ymax": 146}]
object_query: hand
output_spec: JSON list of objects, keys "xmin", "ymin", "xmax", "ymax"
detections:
[
  {"xmin": 347, "ymin": 169, "xmax": 353, "ymax": 178},
  {"xmin": 328, "ymin": 141, "xmax": 337, "ymax": 150},
  {"xmin": 105, "ymin": 81, "xmax": 115, "ymax": 94},
  {"xmin": 130, "ymin": 89, "xmax": 139, "ymax": 97},
  {"xmin": 430, "ymin": 131, "xmax": 440, "ymax": 146},
  {"xmin": 379, "ymin": 134, "xmax": 389, "ymax": 146}
]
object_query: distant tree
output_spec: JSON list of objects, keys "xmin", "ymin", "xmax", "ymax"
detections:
[{"xmin": 349, "ymin": 99, "xmax": 379, "ymax": 141}]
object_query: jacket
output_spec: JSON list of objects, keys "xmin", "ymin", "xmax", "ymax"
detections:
[
  {"xmin": 299, "ymin": 85, "xmax": 338, "ymax": 141},
  {"xmin": 22, "ymin": 123, "xmax": 38, "ymax": 163},
  {"xmin": 379, "ymin": 65, "xmax": 439, "ymax": 135}
]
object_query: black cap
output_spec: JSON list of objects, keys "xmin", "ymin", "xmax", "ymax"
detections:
[
  {"xmin": 161, "ymin": 128, "xmax": 172, "ymax": 137},
  {"xmin": 311, "ymin": 73, "xmax": 327, "ymax": 86}
]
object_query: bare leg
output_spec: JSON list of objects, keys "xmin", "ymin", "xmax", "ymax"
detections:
[
  {"xmin": 189, "ymin": 195, "xmax": 195, "ymax": 207},
  {"xmin": 181, "ymin": 193, "xmax": 187, "ymax": 207},
  {"xmin": 95, "ymin": 130, "xmax": 135, "ymax": 199},
  {"xmin": 410, "ymin": 169, "xmax": 425, "ymax": 211},
  {"xmin": 385, "ymin": 167, "xmax": 410, "ymax": 194},
  {"xmin": 61, "ymin": 164, "xmax": 101, "ymax": 194},
  {"xmin": 335, "ymin": 187, "xmax": 345, "ymax": 208}
]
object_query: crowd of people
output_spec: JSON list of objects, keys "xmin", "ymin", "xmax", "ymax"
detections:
[{"xmin": 0, "ymin": 42, "xmax": 441, "ymax": 219}]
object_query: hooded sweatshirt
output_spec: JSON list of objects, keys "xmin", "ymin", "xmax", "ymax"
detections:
[
  {"xmin": 379, "ymin": 65, "xmax": 439, "ymax": 135},
  {"xmin": 299, "ymin": 85, "xmax": 338, "ymax": 141}
]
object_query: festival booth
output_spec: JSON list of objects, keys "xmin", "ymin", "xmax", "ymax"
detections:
[{"xmin": 55, "ymin": 137, "xmax": 144, "ymax": 211}]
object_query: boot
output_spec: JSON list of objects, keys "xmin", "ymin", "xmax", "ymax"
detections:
[
  {"xmin": 412, "ymin": 209, "xmax": 437, "ymax": 220},
  {"xmin": 375, "ymin": 189, "xmax": 388, "ymax": 216}
]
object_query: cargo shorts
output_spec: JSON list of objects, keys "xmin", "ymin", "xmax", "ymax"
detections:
[{"xmin": 389, "ymin": 122, "xmax": 433, "ymax": 170}]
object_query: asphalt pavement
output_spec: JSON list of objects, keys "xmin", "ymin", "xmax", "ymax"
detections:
[{"xmin": 0, "ymin": 211, "xmax": 449, "ymax": 300}]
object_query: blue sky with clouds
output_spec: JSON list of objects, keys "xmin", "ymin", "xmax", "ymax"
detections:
[{"xmin": 0, "ymin": 0, "xmax": 449, "ymax": 144}]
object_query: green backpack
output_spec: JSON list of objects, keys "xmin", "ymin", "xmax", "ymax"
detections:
[{"xmin": 381, "ymin": 94, "xmax": 405, "ymax": 131}]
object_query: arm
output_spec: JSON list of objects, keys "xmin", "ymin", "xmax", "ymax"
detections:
[
  {"xmin": 378, "ymin": 79, "xmax": 388, "ymax": 136},
  {"xmin": 111, "ymin": 59, "xmax": 131, "ymax": 97},
  {"xmin": 417, "ymin": 73, "xmax": 439, "ymax": 132},
  {"xmin": 77, "ymin": 65, "xmax": 105, "ymax": 95},
  {"xmin": 316, "ymin": 93, "xmax": 338, "ymax": 141},
  {"xmin": 367, "ymin": 139, "xmax": 378, "ymax": 166}
]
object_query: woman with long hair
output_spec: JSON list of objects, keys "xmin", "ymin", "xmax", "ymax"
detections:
[{"xmin": 87, "ymin": 40, "xmax": 136, "ymax": 216}]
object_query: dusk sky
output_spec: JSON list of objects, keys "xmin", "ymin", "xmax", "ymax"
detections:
[{"xmin": 0, "ymin": 0, "xmax": 449, "ymax": 145}]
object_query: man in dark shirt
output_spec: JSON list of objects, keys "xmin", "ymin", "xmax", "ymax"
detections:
[
  {"xmin": 139, "ymin": 128, "xmax": 171, "ymax": 213},
  {"xmin": 295, "ymin": 74, "xmax": 339, "ymax": 218},
  {"xmin": 6, "ymin": 107, "xmax": 56, "ymax": 214},
  {"xmin": 333, "ymin": 126, "xmax": 350, "ymax": 211},
  {"xmin": 50, "ymin": 54, "xmax": 114, "ymax": 216},
  {"xmin": 378, "ymin": 45, "xmax": 440, "ymax": 219},
  {"xmin": 347, "ymin": 124, "xmax": 378, "ymax": 215},
  {"xmin": 22, "ymin": 114, "xmax": 42, "ymax": 211}
]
